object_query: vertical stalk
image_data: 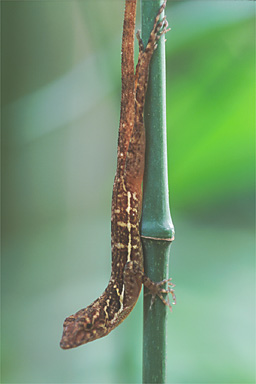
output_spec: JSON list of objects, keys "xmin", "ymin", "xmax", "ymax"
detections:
[{"xmin": 141, "ymin": 1, "xmax": 174, "ymax": 383}]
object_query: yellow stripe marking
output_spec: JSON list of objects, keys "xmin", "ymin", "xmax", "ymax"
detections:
[
  {"xmin": 127, "ymin": 192, "xmax": 132, "ymax": 262},
  {"xmin": 103, "ymin": 299, "xmax": 110, "ymax": 319}
]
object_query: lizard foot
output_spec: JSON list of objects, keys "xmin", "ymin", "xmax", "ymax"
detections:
[{"xmin": 143, "ymin": 276, "xmax": 176, "ymax": 311}]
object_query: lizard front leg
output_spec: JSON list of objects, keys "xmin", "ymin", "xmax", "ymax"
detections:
[{"xmin": 123, "ymin": 261, "xmax": 175, "ymax": 311}]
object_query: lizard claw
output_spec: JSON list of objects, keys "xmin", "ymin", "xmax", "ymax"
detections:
[{"xmin": 143, "ymin": 277, "xmax": 176, "ymax": 311}]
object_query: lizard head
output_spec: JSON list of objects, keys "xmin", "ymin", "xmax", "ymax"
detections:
[{"xmin": 60, "ymin": 306, "xmax": 109, "ymax": 349}]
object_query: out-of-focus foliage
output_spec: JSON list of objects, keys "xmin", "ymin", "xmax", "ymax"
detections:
[
  {"xmin": 2, "ymin": 1, "xmax": 254, "ymax": 383},
  {"xmin": 167, "ymin": 3, "xmax": 254, "ymax": 220}
]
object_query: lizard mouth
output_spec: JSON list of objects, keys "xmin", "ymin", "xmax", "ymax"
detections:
[
  {"xmin": 60, "ymin": 317, "xmax": 90, "ymax": 349},
  {"xmin": 60, "ymin": 316, "xmax": 110, "ymax": 349}
]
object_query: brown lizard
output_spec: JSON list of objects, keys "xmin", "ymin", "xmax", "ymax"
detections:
[{"xmin": 60, "ymin": 0, "xmax": 174, "ymax": 350}]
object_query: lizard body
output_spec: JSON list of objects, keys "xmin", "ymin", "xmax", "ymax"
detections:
[{"xmin": 60, "ymin": 0, "xmax": 174, "ymax": 350}]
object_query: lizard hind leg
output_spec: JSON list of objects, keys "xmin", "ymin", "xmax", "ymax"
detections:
[
  {"xmin": 153, "ymin": 17, "xmax": 170, "ymax": 50},
  {"xmin": 143, "ymin": 1, "xmax": 170, "ymax": 55},
  {"xmin": 136, "ymin": 30, "xmax": 144, "ymax": 53}
]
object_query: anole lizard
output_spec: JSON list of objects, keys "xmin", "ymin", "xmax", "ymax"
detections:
[{"xmin": 60, "ymin": 0, "xmax": 174, "ymax": 350}]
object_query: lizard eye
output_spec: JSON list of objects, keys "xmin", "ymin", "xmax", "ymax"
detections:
[{"xmin": 85, "ymin": 323, "xmax": 93, "ymax": 330}]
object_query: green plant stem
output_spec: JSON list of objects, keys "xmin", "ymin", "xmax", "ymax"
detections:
[{"xmin": 141, "ymin": 1, "xmax": 174, "ymax": 383}]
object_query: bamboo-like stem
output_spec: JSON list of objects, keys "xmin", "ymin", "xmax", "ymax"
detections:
[{"xmin": 141, "ymin": 1, "xmax": 174, "ymax": 383}]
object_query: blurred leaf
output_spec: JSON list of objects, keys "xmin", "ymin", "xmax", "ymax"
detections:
[{"xmin": 167, "ymin": 18, "xmax": 254, "ymax": 214}]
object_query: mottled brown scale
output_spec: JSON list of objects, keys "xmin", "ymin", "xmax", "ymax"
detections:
[{"xmin": 60, "ymin": 0, "xmax": 174, "ymax": 350}]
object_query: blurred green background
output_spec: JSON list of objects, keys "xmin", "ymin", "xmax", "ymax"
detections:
[{"xmin": 2, "ymin": 1, "xmax": 254, "ymax": 383}]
